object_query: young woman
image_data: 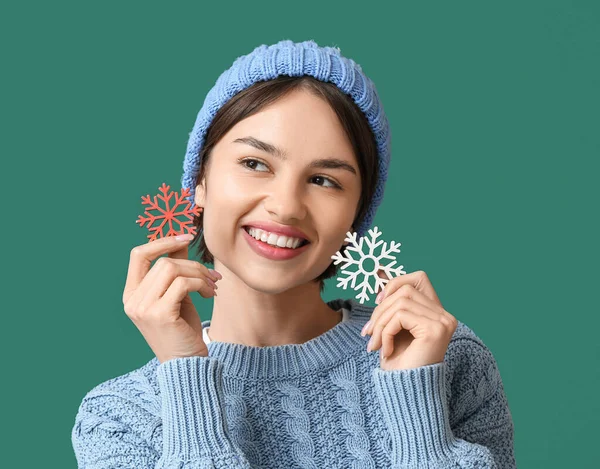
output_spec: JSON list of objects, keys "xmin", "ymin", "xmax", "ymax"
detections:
[{"xmin": 72, "ymin": 40, "xmax": 516, "ymax": 468}]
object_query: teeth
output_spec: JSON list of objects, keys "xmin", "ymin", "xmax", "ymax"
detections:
[{"xmin": 246, "ymin": 227, "xmax": 306, "ymax": 249}]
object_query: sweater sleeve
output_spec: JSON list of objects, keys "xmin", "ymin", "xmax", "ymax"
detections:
[
  {"xmin": 372, "ymin": 338, "xmax": 516, "ymax": 468},
  {"xmin": 72, "ymin": 356, "xmax": 252, "ymax": 469}
]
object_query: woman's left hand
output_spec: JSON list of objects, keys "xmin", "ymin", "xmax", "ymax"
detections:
[{"xmin": 361, "ymin": 270, "xmax": 458, "ymax": 371}]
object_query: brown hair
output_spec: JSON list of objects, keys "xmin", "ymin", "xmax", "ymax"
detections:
[{"xmin": 189, "ymin": 75, "xmax": 379, "ymax": 293}]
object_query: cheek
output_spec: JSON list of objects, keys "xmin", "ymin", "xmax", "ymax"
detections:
[
  {"xmin": 199, "ymin": 206, "xmax": 230, "ymax": 254},
  {"xmin": 221, "ymin": 173, "xmax": 244, "ymax": 195},
  {"xmin": 314, "ymin": 203, "xmax": 355, "ymax": 237},
  {"xmin": 221, "ymin": 168, "xmax": 265, "ymax": 192},
  {"xmin": 208, "ymin": 173, "xmax": 250, "ymax": 211},
  {"xmin": 313, "ymin": 223, "xmax": 353, "ymax": 264}
]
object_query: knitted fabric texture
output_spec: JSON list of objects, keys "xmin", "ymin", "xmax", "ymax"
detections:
[
  {"xmin": 180, "ymin": 39, "xmax": 392, "ymax": 238},
  {"xmin": 72, "ymin": 298, "xmax": 516, "ymax": 468}
]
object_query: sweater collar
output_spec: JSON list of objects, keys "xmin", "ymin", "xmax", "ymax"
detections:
[{"xmin": 201, "ymin": 298, "xmax": 373, "ymax": 380}]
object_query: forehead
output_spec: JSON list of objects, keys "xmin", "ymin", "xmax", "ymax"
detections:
[{"xmin": 220, "ymin": 90, "xmax": 355, "ymax": 156}]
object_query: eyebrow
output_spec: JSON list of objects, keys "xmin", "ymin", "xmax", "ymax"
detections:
[{"xmin": 232, "ymin": 136, "xmax": 357, "ymax": 176}]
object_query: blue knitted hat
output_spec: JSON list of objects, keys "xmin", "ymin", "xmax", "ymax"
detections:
[{"xmin": 181, "ymin": 39, "xmax": 391, "ymax": 238}]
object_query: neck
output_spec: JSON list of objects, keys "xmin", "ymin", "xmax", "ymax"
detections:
[{"xmin": 206, "ymin": 265, "xmax": 343, "ymax": 347}]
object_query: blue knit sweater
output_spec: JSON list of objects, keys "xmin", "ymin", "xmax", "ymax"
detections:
[{"xmin": 71, "ymin": 298, "xmax": 516, "ymax": 468}]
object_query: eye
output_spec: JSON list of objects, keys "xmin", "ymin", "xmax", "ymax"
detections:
[
  {"xmin": 240, "ymin": 158, "xmax": 269, "ymax": 172},
  {"xmin": 238, "ymin": 157, "xmax": 342, "ymax": 190},
  {"xmin": 311, "ymin": 175, "xmax": 341, "ymax": 189}
]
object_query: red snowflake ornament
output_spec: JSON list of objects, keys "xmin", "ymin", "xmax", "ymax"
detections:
[{"xmin": 136, "ymin": 183, "xmax": 201, "ymax": 242}]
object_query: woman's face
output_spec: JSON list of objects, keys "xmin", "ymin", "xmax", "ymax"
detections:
[{"xmin": 195, "ymin": 88, "xmax": 362, "ymax": 294}]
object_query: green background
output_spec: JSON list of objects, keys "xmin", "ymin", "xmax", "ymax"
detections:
[{"xmin": 2, "ymin": 1, "xmax": 598, "ymax": 467}]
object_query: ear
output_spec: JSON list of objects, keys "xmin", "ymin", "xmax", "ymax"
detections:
[{"xmin": 194, "ymin": 178, "xmax": 206, "ymax": 208}]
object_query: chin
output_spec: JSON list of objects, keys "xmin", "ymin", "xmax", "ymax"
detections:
[
  {"xmin": 243, "ymin": 276, "xmax": 299, "ymax": 295},
  {"xmin": 239, "ymin": 266, "xmax": 320, "ymax": 295}
]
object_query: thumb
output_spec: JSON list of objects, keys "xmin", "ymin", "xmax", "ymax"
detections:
[{"xmin": 168, "ymin": 236, "xmax": 190, "ymax": 261}]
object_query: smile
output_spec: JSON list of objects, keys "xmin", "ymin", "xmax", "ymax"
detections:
[{"xmin": 242, "ymin": 227, "xmax": 311, "ymax": 261}]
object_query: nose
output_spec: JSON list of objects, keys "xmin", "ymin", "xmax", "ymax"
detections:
[{"xmin": 263, "ymin": 178, "xmax": 307, "ymax": 222}]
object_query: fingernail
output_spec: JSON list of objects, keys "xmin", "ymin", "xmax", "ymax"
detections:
[
  {"xmin": 375, "ymin": 292, "xmax": 384, "ymax": 304},
  {"xmin": 361, "ymin": 320, "xmax": 371, "ymax": 336},
  {"xmin": 175, "ymin": 233, "xmax": 194, "ymax": 241},
  {"xmin": 208, "ymin": 268, "xmax": 222, "ymax": 280},
  {"xmin": 367, "ymin": 337, "xmax": 373, "ymax": 352}
]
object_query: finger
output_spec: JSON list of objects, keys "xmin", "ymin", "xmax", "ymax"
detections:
[
  {"xmin": 164, "ymin": 241, "xmax": 220, "ymax": 293},
  {"xmin": 142, "ymin": 256, "xmax": 219, "ymax": 301},
  {"xmin": 142, "ymin": 238, "xmax": 193, "ymax": 304},
  {"xmin": 380, "ymin": 310, "xmax": 434, "ymax": 359},
  {"xmin": 155, "ymin": 276, "xmax": 214, "ymax": 323},
  {"xmin": 136, "ymin": 259, "xmax": 217, "ymax": 312},
  {"xmin": 376, "ymin": 270, "xmax": 440, "ymax": 306},
  {"xmin": 373, "ymin": 284, "xmax": 443, "ymax": 322},
  {"xmin": 369, "ymin": 297, "xmax": 439, "ymax": 352},
  {"xmin": 374, "ymin": 268, "xmax": 391, "ymax": 295},
  {"xmin": 123, "ymin": 235, "xmax": 195, "ymax": 304},
  {"xmin": 168, "ymin": 239, "xmax": 189, "ymax": 261},
  {"xmin": 367, "ymin": 284, "xmax": 440, "ymax": 336}
]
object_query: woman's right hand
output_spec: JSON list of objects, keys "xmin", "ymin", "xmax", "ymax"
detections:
[{"xmin": 122, "ymin": 234, "xmax": 221, "ymax": 364}]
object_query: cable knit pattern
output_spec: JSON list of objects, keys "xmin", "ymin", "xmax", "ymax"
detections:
[
  {"xmin": 276, "ymin": 380, "xmax": 318, "ymax": 469},
  {"xmin": 72, "ymin": 298, "xmax": 517, "ymax": 468},
  {"xmin": 224, "ymin": 381, "xmax": 263, "ymax": 467},
  {"xmin": 329, "ymin": 360, "xmax": 375, "ymax": 468}
]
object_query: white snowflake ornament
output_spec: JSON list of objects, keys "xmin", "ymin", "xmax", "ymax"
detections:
[{"xmin": 330, "ymin": 226, "xmax": 407, "ymax": 304}]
